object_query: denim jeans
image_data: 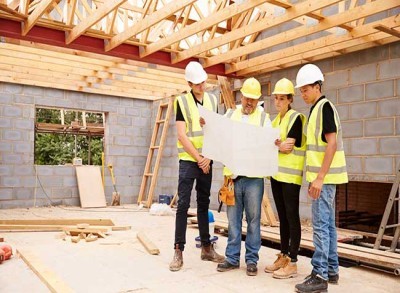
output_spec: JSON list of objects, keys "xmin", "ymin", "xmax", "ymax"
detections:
[
  {"xmin": 311, "ymin": 184, "xmax": 338, "ymax": 280},
  {"xmin": 174, "ymin": 160, "xmax": 212, "ymax": 251},
  {"xmin": 225, "ymin": 177, "xmax": 264, "ymax": 266}
]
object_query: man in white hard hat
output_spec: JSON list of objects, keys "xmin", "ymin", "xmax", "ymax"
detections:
[
  {"xmin": 169, "ymin": 61, "xmax": 224, "ymax": 272},
  {"xmin": 294, "ymin": 64, "xmax": 348, "ymax": 293},
  {"xmin": 216, "ymin": 77, "xmax": 272, "ymax": 276}
]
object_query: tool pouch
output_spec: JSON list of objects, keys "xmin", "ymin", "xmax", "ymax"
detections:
[{"xmin": 218, "ymin": 176, "xmax": 235, "ymax": 212}]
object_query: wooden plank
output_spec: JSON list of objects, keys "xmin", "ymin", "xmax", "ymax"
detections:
[
  {"xmin": 22, "ymin": 0, "xmax": 54, "ymax": 35},
  {"xmin": 17, "ymin": 249, "xmax": 74, "ymax": 293},
  {"xmin": 0, "ymin": 218, "xmax": 114, "ymax": 226},
  {"xmin": 0, "ymin": 224, "xmax": 129, "ymax": 232},
  {"xmin": 75, "ymin": 166, "xmax": 107, "ymax": 208},
  {"xmin": 137, "ymin": 231, "xmax": 160, "ymax": 255},
  {"xmin": 262, "ymin": 193, "xmax": 278, "ymax": 227}
]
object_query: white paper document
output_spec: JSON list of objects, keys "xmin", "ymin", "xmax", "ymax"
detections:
[{"xmin": 198, "ymin": 105, "xmax": 279, "ymax": 177}]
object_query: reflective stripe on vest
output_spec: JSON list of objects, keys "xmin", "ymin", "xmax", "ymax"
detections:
[
  {"xmin": 271, "ymin": 109, "xmax": 306, "ymax": 185},
  {"xmin": 175, "ymin": 92, "xmax": 217, "ymax": 162},
  {"xmin": 306, "ymin": 99, "xmax": 348, "ymax": 184},
  {"xmin": 223, "ymin": 108, "xmax": 269, "ymax": 178}
]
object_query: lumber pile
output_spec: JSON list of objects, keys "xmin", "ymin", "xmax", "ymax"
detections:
[{"xmin": 217, "ymin": 76, "xmax": 236, "ymax": 109}]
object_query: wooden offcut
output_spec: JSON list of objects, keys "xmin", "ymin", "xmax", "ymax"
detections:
[
  {"xmin": 75, "ymin": 166, "xmax": 107, "ymax": 208},
  {"xmin": 137, "ymin": 231, "xmax": 160, "ymax": 255},
  {"xmin": 0, "ymin": 219, "xmax": 115, "ymax": 226},
  {"xmin": 261, "ymin": 193, "xmax": 278, "ymax": 227}
]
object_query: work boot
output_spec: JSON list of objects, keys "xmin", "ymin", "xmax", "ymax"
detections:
[
  {"xmin": 328, "ymin": 273, "xmax": 339, "ymax": 284},
  {"xmin": 295, "ymin": 272, "xmax": 328, "ymax": 293},
  {"xmin": 201, "ymin": 243, "xmax": 225, "ymax": 263},
  {"xmin": 217, "ymin": 260, "xmax": 240, "ymax": 272},
  {"xmin": 169, "ymin": 245, "xmax": 183, "ymax": 272},
  {"xmin": 264, "ymin": 253, "xmax": 289, "ymax": 273},
  {"xmin": 246, "ymin": 263, "xmax": 258, "ymax": 276},
  {"xmin": 273, "ymin": 261, "xmax": 297, "ymax": 279}
]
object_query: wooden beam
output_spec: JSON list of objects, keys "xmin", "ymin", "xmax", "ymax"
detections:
[
  {"xmin": 227, "ymin": 0, "xmax": 399, "ymax": 74},
  {"xmin": 105, "ymin": 0, "xmax": 195, "ymax": 52},
  {"xmin": 238, "ymin": 18, "xmax": 400, "ymax": 76},
  {"xmin": 137, "ymin": 231, "xmax": 160, "ymax": 255},
  {"xmin": 141, "ymin": 0, "xmax": 264, "ymax": 58},
  {"xmin": 0, "ymin": 3, "xmax": 27, "ymax": 18},
  {"xmin": 174, "ymin": 0, "xmax": 341, "ymax": 65},
  {"xmin": 66, "ymin": 0, "xmax": 126, "ymax": 44},
  {"xmin": 22, "ymin": 0, "xmax": 54, "ymax": 35},
  {"xmin": 374, "ymin": 25, "xmax": 400, "ymax": 38}
]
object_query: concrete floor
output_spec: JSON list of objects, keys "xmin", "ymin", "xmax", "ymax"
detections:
[{"xmin": 0, "ymin": 205, "xmax": 398, "ymax": 293}]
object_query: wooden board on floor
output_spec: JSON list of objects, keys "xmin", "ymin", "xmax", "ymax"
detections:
[
  {"xmin": 75, "ymin": 166, "xmax": 107, "ymax": 208},
  {"xmin": 17, "ymin": 248, "xmax": 74, "ymax": 293},
  {"xmin": 0, "ymin": 219, "xmax": 115, "ymax": 226},
  {"xmin": 0, "ymin": 224, "xmax": 130, "ymax": 232}
]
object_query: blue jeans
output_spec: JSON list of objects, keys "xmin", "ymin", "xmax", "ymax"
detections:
[
  {"xmin": 225, "ymin": 177, "xmax": 264, "ymax": 266},
  {"xmin": 311, "ymin": 184, "xmax": 339, "ymax": 280}
]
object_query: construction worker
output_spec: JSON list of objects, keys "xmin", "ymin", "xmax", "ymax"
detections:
[
  {"xmin": 294, "ymin": 64, "xmax": 348, "ymax": 293},
  {"xmin": 216, "ymin": 77, "xmax": 271, "ymax": 276},
  {"xmin": 169, "ymin": 61, "xmax": 224, "ymax": 272},
  {"xmin": 264, "ymin": 78, "xmax": 306, "ymax": 279}
]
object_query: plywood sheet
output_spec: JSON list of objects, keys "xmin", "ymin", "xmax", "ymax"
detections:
[{"xmin": 75, "ymin": 166, "xmax": 107, "ymax": 208}]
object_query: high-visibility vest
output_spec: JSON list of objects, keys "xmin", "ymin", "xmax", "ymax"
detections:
[
  {"xmin": 306, "ymin": 99, "xmax": 348, "ymax": 184},
  {"xmin": 223, "ymin": 108, "xmax": 270, "ymax": 178},
  {"xmin": 271, "ymin": 109, "xmax": 306, "ymax": 185},
  {"xmin": 174, "ymin": 92, "xmax": 217, "ymax": 162}
]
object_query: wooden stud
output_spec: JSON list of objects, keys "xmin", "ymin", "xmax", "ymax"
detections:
[{"xmin": 137, "ymin": 231, "xmax": 160, "ymax": 255}]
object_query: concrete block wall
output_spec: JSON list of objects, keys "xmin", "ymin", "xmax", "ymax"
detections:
[
  {"xmin": 0, "ymin": 83, "xmax": 152, "ymax": 208},
  {"xmin": 262, "ymin": 41, "xmax": 400, "ymax": 219}
]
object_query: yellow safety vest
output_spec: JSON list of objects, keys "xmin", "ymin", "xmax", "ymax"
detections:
[
  {"xmin": 306, "ymin": 99, "xmax": 348, "ymax": 184},
  {"xmin": 223, "ymin": 108, "xmax": 270, "ymax": 178},
  {"xmin": 271, "ymin": 109, "xmax": 306, "ymax": 185},
  {"xmin": 174, "ymin": 92, "xmax": 217, "ymax": 162}
]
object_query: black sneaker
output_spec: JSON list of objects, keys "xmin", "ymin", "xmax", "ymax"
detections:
[
  {"xmin": 246, "ymin": 263, "xmax": 258, "ymax": 276},
  {"xmin": 328, "ymin": 274, "xmax": 339, "ymax": 284},
  {"xmin": 217, "ymin": 260, "xmax": 239, "ymax": 272},
  {"xmin": 295, "ymin": 272, "xmax": 328, "ymax": 293}
]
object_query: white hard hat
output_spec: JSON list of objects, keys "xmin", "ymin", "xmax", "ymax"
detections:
[
  {"xmin": 295, "ymin": 64, "xmax": 324, "ymax": 88},
  {"xmin": 185, "ymin": 61, "xmax": 208, "ymax": 84}
]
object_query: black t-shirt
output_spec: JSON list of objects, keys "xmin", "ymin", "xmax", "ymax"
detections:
[
  {"xmin": 176, "ymin": 91, "xmax": 204, "ymax": 121},
  {"xmin": 287, "ymin": 115, "xmax": 303, "ymax": 148},
  {"xmin": 309, "ymin": 96, "xmax": 337, "ymax": 143}
]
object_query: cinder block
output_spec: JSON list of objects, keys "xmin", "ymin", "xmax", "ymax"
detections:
[
  {"xmin": 350, "ymin": 64, "xmax": 377, "ymax": 84},
  {"xmin": 0, "ymin": 165, "xmax": 12, "ymax": 176},
  {"xmin": 36, "ymin": 166, "xmax": 54, "ymax": 176},
  {"xmin": 55, "ymin": 99, "xmax": 74, "ymax": 108},
  {"xmin": 133, "ymin": 137, "xmax": 147, "ymax": 147},
  {"xmin": 114, "ymin": 136, "xmax": 132, "ymax": 146},
  {"xmin": 54, "ymin": 167, "xmax": 74, "ymax": 176},
  {"xmin": 44, "ymin": 88, "xmax": 64, "ymax": 99},
  {"xmin": 0, "ymin": 93, "xmax": 13, "ymax": 104},
  {"xmin": 14, "ymin": 119, "xmax": 34, "ymax": 130},
  {"xmin": 1, "ymin": 154, "xmax": 23, "ymax": 164},
  {"xmin": 345, "ymin": 157, "xmax": 363, "ymax": 174},
  {"xmin": 115, "ymin": 156, "xmax": 134, "ymax": 166},
  {"xmin": 117, "ymin": 116, "xmax": 132, "ymax": 126},
  {"xmin": 350, "ymin": 138, "xmax": 378, "ymax": 155},
  {"xmin": 108, "ymin": 125, "xmax": 124, "ymax": 136},
  {"xmin": 380, "ymin": 137, "xmax": 400, "ymax": 155},
  {"xmin": 125, "ymin": 167, "xmax": 140, "ymax": 176},
  {"xmin": 366, "ymin": 80, "xmax": 394, "ymax": 100},
  {"xmin": 14, "ymin": 94, "xmax": 34, "ymax": 104},
  {"xmin": 342, "ymin": 121, "xmax": 363, "ymax": 138},
  {"xmin": 350, "ymin": 102, "xmax": 377, "ymax": 119},
  {"xmin": 396, "ymin": 117, "xmax": 400, "ymax": 135},
  {"xmin": 338, "ymin": 85, "xmax": 364, "ymax": 104},
  {"xmin": 336, "ymin": 105, "xmax": 349, "ymax": 120},
  {"xmin": 324, "ymin": 70, "xmax": 348, "ymax": 90},
  {"xmin": 14, "ymin": 166, "xmax": 34, "ymax": 176},
  {"xmin": 39, "ymin": 176, "xmax": 63, "ymax": 187},
  {"xmin": 123, "ymin": 146, "xmax": 140, "ymax": 156},
  {"xmin": 0, "ymin": 141, "xmax": 11, "ymax": 152},
  {"xmin": 14, "ymin": 142, "xmax": 33, "ymax": 153},
  {"xmin": 109, "ymin": 145, "xmax": 124, "ymax": 155},
  {"xmin": 14, "ymin": 188, "xmax": 34, "ymax": 200},
  {"xmin": 365, "ymin": 157, "xmax": 393, "ymax": 174},
  {"xmin": 125, "ymin": 127, "xmax": 141, "ymax": 136},
  {"xmin": 23, "ymin": 85, "xmax": 43, "ymax": 96},
  {"xmin": 2, "ymin": 176, "xmax": 20, "ymax": 187},
  {"xmin": 133, "ymin": 117, "xmax": 150, "ymax": 127},
  {"xmin": 379, "ymin": 59, "xmax": 400, "ymax": 80},
  {"xmin": 4, "ymin": 83, "xmax": 22, "ymax": 94},
  {"xmin": 365, "ymin": 118, "xmax": 394, "ymax": 136},
  {"xmin": 63, "ymin": 176, "xmax": 77, "ymax": 187},
  {"xmin": 126, "ymin": 108, "xmax": 140, "ymax": 117},
  {"xmin": 3, "ymin": 105, "xmax": 23, "ymax": 117},
  {"xmin": 378, "ymin": 98, "xmax": 400, "ymax": 117},
  {"xmin": 334, "ymin": 52, "xmax": 360, "ymax": 70},
  {"xmin": 359, "ymin": 43, "xmax": 389, "ymax": 64},
  {"xmin": 141, "ymin": 108, "xmax": 151, "ymax": 118},
  {"xmin": 0, "ymin": 188, "xmax": 13, "ymax": 200},
  {"xmin": 0, "ymin": 117, "xmax": 12, "ymax": 128}
]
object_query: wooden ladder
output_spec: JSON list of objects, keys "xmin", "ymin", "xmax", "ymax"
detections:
[
  {"xmin": 137, "ymin": 98, "xmax": 173, "ymax": 208},
  {"xmin": 374, "ymin": 162, "xmax": 400, "ymax": 251}
]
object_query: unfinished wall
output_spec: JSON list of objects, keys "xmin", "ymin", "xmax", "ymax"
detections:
[
  {"xmin": 0, "ymin": 84, "xmax": 153, "ymax": 209},
  {"xmin": 262, "ymin": 41, "xmax": 400, "ymax": 219}
]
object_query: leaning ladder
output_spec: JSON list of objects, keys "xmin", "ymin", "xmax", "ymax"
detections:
[
  {"xmin": 137, "ymin": 98, "xmax": 173, "ymax": 208},
  {"xmin": 374, "ymin": 162, "xmax": 400, "ymax": 251}
]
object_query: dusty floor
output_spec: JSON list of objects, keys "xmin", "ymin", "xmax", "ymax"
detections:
[{"xmin": 0, "ymin": 205, "xmax": 398, "ymax": 293}]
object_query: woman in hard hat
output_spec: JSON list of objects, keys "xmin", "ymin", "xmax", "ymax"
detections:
[
  {"xmin": 294, "ymin": 64, "xmax": 347, "ymax": 293},
  {"xmin": 264, "ymin": 78, "xmax": 306, "ymax": 279}
]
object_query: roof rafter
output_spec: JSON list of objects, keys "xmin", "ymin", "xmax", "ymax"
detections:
[
  {"xmin": 22, "ymin": 0, "xmax": 54, "ymax": 35},
  {"xmin": 105, "ymin": 0, "xmax": 195, "ymax": 52},
  {"xmin": 173, "ymin": 0, "xmax": 342, "ymax": 65},
  {"xmin": 225, "ymin": 0, "xmax": 400, "ymax": 74},
  {"xmin": 66, "ymin": 0, "xmax": 127, "ymax": 44}
]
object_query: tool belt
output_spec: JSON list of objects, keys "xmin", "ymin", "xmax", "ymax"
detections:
[{"xmin": 218, "ymin": 176, "xmax": 235, "ymax": 212}]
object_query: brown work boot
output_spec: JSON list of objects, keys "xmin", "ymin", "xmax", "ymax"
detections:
[
  {"xmin": 273, "ymin": 261, "xmax": 297, "ymax": 279},
  {"xmin": 201, "ymin": 243, "xmax": 225, "ymax": 263},
  {"xmin": 264, "ymin": 253, "xmax": 289, "ymax": 273},
  {"xmin": 169, "ymin": 245, "xmax": 183, "ymax": 272}
]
